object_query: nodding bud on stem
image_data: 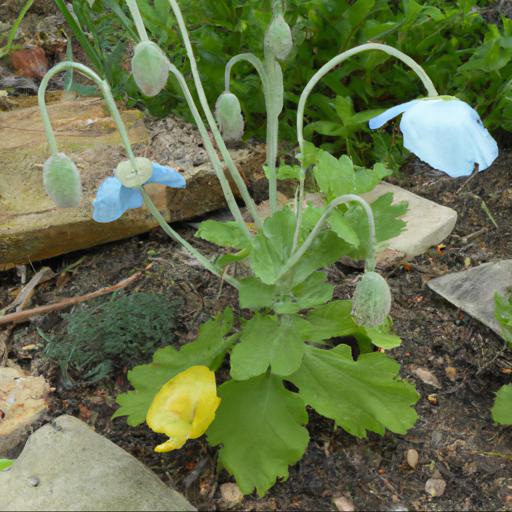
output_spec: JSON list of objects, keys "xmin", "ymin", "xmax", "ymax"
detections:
[
  {"xmin": 43, "ymin": 153, "xmax": 82, "ymax": 208},
  {"xmin": 351, "ymin": 271, "xmax": 392, "ymax": 328},
  {"xmin": 131, "ymin": 41, "xmax": 169, "ymax": 97},
  {"xmin": 265, "ymin": 14, "xmax": 293, "ymax": 60},
  {"xmin": 215, "ymin": 92, "xmax": 245, "ymax": 142}
]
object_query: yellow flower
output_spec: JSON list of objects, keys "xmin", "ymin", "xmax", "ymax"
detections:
[{"xmin": 146, "ymin": 366, "xmax": 221, "ymax": 453}]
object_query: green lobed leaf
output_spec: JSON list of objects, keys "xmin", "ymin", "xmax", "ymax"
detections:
[
  {"xmin": 492, "ymin": 385, "xmax": 512, "ymax": 425},
  {"xmin": 250, "ymin": 207, "xmax": 296, "ymax": 284},
  {"xmin": 230, "ymin": 314, "xmax": 311, "ymax": 379},
  {"xmin": 113, "ymin": 308, "xmax": 234, "ymax": 426},
  {"xmin": 196, "ymin": 220, "xmax": 250, "ymax": 250},
  {"xmin": 290, "ymin": 345, "xmax": 419, "ymax": 438},
  {"xmin": 207, "ymin": 374, "xmax": 310, "ymax": 496}
]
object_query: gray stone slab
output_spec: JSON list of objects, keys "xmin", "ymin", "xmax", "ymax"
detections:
[
  {"xmin": 0, "ymin": 415, "xmax": 195, "ymax": 512},
  {"xmin": 428, "ymin": 260, "xmax": 512, "ymax": 338}
]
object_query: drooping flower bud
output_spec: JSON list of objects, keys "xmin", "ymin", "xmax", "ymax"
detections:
[
  {"xmin": 215, "ymin": 92, "xmax": 244, "ymax": 142},
  {"xmin": 264, "ymin": 14, "xmax": 293, "ymax": 61},
  {"xmin": 43, "ymin": 153, "xmax": 82, "ymax": 208},
  {"xmin": 114, "ymin": 157, "xmax": 153, "ymax": 188},
  {"xmin": 351, "ymin": 271, "xmax": 392, "ymax": 328},
  {"xmin": 131, "ymin": 41, "xmax": 169, "ymax": 97}
]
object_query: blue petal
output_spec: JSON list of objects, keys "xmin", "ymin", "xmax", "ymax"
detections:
[
  {"xmin": 368, "ymin": 99, "xmax": 422, "ymax": 130},
  {"xmin": 147, "ymin": 163, "xmax": 186, "ymax": 188},
  {"xmin": 92, "ymin": 176, "xmax": 143, "ymax": 223},
  {"xmin": 400, "ymin": 99, "xmax": 499, "ymax": 177}
]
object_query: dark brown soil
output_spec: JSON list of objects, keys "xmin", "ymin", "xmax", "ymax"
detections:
[{"xmin": 1, "ymin": 150, "xmax": 511, "ymax": 511}]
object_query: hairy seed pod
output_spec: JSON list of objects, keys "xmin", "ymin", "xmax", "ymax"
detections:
[
  {"xmin": 215, "ymin": 92, "xmax": 245, "ymax": 142},
  {"xmin": 352, "ymin": 271, "xmax": 392, "ymax": 328},
  {"xmin": 131, "ymin": 41, "xmax": 168, "ymax": 97},
  {"xmin": 114, "ymin": 157, "xmax": 153, "ymax": 188},
  {"xmin": 43, "ymin": 153, "xmax": 82, "ymax": 208},
  {"xmin": 264, "ymin": 14, "xmax": 293, "ymax": 60}
]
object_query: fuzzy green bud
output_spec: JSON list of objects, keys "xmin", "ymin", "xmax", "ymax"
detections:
[
  {"xmin": 43, "ymin": 153, "xmax": 82, "ymax": 208},
  {"xmin": 131, "ymin": 41, "xmax": 169, "ymax": 97},
  {"xmin": 265, "ymin": 14, "xmax": 293, "ymax": 60},
  {"xmin": 215, "ymin": 92, "xmax": 245, "ymax": 142},
  {"xmin": 115, "ymin": 157, "xmax": 153, "ymax": 188},
  {"xmin": 351, "ymin": 271, "xmax": 392, "ymax": 328}
]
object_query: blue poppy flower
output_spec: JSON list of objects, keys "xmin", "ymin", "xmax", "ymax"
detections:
[
  {"xmin": 369, "ymin": 98, "xmax": 499, "ymax": 177},
  {"xmin": 92, "ymin": 162, "xmax": 186, "ymax": 223}
]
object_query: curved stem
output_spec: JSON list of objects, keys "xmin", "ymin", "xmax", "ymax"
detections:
[
  {"xmin": 297, "ymin": 42, "xmax": 438, "ymax": 151},
  {"xmin": 292, "ymin": 42, "xmax": 438, "ymax": 251},
  {"xmin": 167, "ymin": 0, "xmax": 262, "ymax": 229},
  {"xmin": 279, "ymin": 194, "xmax": 376, "ymax": 281},
  {"xmin": 140, "ymin": 189, "xmax": 240, "ymax": 289},
  {"xmin": 167, "ymin": 62, "xmax": 252, "ymax": 241},
  {"xmin": 224, "ymin": 53, "xmax": 268, "ymax": 93},
  {"xmin": 38, "ymin": 62, "xmax": 138, "ymax": 171},
  {"xmin": 126, "ymin": 0, "xmax": 149, "ymax": 41}
]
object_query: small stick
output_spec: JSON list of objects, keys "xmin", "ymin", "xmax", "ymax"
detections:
[
  {"xmin": 0, "ymin": 272, "xmax": 142, "ymax": 326},
  {"xmin": 456, "ymin": 163, "xmax": 479, "ymax": 193}
]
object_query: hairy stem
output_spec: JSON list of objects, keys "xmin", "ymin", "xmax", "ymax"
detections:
[
  {"xmin": 126, "ymin": 0, "xmax": 149, "ymax": 41},
  {"xmin": 167, "ymin": 0, "xmax": 262, "ymax": 229},
  {"xmin": 292, "ymin": 42, "xmax": 438, "ymax": 251}
]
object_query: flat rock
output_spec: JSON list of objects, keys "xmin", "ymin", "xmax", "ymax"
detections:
[
  {"xmin": 428, "ymin": 260, "xmax": 512, "ymax": 338},
  {"xmin": 0, "ymin": 415, "xmax": 195, "ymax": 511},
  {"xmin": 362, "ymin": 183, "xmax": 458, "ymax": 265},
  {"xmin": 0, "ymin": 95, "xmax": 265, "ymax": 268},
  {"xmin": 0, "ymin": 366, "xmax": 49, "ymax": 457}
]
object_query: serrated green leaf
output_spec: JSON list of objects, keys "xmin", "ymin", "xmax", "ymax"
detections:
[
  {"xmin": 290, "ymin": 345, "xmax": 418, "ymax": 437},
  {"xmin": 495, "ymin": 292, "xmax": 512, "ymax": 345},
  {"xmin": 207, "ymin": 374, "xmax": 309, "ymax": 496},
  {"xmin": 114, "ymin": 308, "xmax": 234, "ymax": 426},
  {"xmin": 314, "ymin": 151, "xmax": 355, "ymax": 199},
  {"xmin": 196, "ymin": 220, "xmax": 249, "ymax": 250},
  {"xmin": 274, "ymin": 271, "xmax": 334, "ymax": 314},
  {"xmin": 354, "ymin": 163, "xmax": 392, "ymax": 195},
  {"xmin": 239, "ymin": 277, "xmax": 276, "ymax": 309},
  {"xmin": 251, "ymin": 207, "xmax": 296, "ymax": 284},
  {"xmin": 342, "ymin": 192, "xmax": 408, "ymax": 261},
  {"xmin": 231, "ymin": 314, "xmax": 311, "ymax": 379},
  {"xmin": 492, "ymin": 385, "xmax": 512, "ymax": 425}
]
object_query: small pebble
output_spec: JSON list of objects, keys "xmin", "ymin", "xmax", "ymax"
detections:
[
  {"xmin": 445, "ymin": 366, "xmax": 457, "ymax": 382},
  {"xmin": 406, "ymin": 448, "xmax": 419, "ymax": 469},
  {"xmin": 27, "ymin": 476, "xmax": 40, "ymax": 487},
  {"xmin": 425, "ymin": 477, "xmax": 446, "ymax": 497},
  {"xmin": 333, "ymin": 495, "xmax": 355, "ymax": 512},
  {"xmin": 414, "ymin": 368, "xmax": 441, "ymax": 388},
  {"xmin": 220, "ymin": 483, "xmax": 244, "ymax": 508}
]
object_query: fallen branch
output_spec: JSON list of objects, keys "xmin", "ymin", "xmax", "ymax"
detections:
[{"xmin": 0, "ymin": 272, "xmax": 142, "ymax": 326}]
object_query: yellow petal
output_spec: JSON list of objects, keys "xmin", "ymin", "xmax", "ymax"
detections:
[
  {"xmin": 146, "ymin": 366, "xmax": 221, "ymax": 451},
  {"xmin": 154, "ymin": 435, "xmax": 188, "ymax": 453}
]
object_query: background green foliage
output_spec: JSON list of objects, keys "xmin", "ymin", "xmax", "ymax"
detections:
[
  {"xmin": 40, "ymin": 292, "xmax": 180, "ymax": 387},
  {"xmin": 58, "ymin": 0, "xmax": 512, "ymax": 167}
]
